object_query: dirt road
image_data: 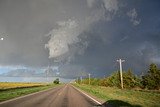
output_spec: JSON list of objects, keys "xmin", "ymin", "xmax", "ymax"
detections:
[{"xmin": 0, "ymin": 84, "xmax": 102, "ymax": 107}]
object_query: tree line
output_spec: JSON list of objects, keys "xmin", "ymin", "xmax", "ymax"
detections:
[{"xmin": 76, "ymin": 63, "xmax": 160, "ymax": 90}]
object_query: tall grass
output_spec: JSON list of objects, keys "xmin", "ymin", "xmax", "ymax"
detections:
[{"xmin": 74, "ymin": 84, "xmax": 160, "ymax": 107}]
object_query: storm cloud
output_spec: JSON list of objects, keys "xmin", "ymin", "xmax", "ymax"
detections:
[{"xmin": 0, "ymin": 0, "xmax": 160, "ymax": 77}]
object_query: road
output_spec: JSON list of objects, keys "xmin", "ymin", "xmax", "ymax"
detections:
[{"xmin": 0, "ymin": 84, "xmax": 102, "ymax": 107}]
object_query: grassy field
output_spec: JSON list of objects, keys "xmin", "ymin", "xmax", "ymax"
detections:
[
  {"xmin": 0, "ymin": 82, "xmax": 60, "ymax": 102},
  {"xmin": 74, "ymin": 84, "xmax": 160, "ymax": 107}
]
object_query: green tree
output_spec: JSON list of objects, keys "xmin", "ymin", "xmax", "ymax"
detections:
[
  {"xmin": 105, "ymin": 72, "xmax": 121, "ymax": 87},
  {"xmin": 99, "ymin": 77, "xmax": 109, "ymax": 87},
  {"xmin": 123, "ymin": 69, "xmax": 141, "ymax": 88},
  {"xmin": 90, "ymin": 78, "xmax": 100, "ymax": 85},
  {"xmin": 141, "ymin": 63, "xmax": 160, "ymax": 89},
  {"xmin": 100, "ymin": 70, "xmax": 141, "ymax": 88},
  {"xmin": 53, "ymin": 78, "xmax": 60, "ymax": 84}
]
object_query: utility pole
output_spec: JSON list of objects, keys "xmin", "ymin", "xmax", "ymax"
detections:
[
  {"xmin": 76, "ymin": 77, "xmax": 78, "ymax": 83},
  {"xmin": 80, "ymin": 77, "xmax": 82, "ymax": 84},
  {"xmin": 88, "ymin": 73, "xmax": 91, "ymax": 85},
  {"xmin": 117, "ymin": 59, "xmax": 125, "ymax": 89}
]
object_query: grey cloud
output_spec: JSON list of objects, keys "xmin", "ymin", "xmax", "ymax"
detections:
[
  {"xmin": 0, "ymin": 0, "xmax": 88, "ymax": 67},
  {"xmin": 87, "ymin": 0, "xmax": 119, "ymax": 12},
  {"xmin": 87, "ymin": 0, "xmax": 96, "ymax": 8},
  {"xmin": 127, "ymin": 8, "xmax": 141, "ymax": 26},
  {"xmin": 59, "ymin": 64, "xmax": 88, "ymax": 78},
  {"xmin": 0, "ymin": 0, "xmax": 159, "ymax": 78},
  {"xmin": 136, "ymin": 42, "xmax": 160, "ymax": 64},
  {"xmin": 103, "ymin": 0, "xmax": 119, "ymax": 12},
  {"xmin": 45, "ymin": 0, "xmax": 121, "ymax": 63}
]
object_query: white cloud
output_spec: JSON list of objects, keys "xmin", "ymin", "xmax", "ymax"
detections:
[
  {"xmin": 45, "ymin": 19, "xmax": 79, "ymax": 58},
  {"xmin": 120, "ymin": 36, "xmax": 129, "ymax": 42},
  {"xmin": 136, "ymin": 42, "xmax": 160, "ymax": 65},
  {"xmin": 103, "ymin": 0, "xmax": 119, "ymax": 12},
  {"xmin": 87, "ymin": 0, "xmax": 119, "ymax": 13},
  {"xmin": 127, "ymin": 8, "xmax": 141, "ymax": 26},
  {"xmin": 86, "ymin": 0, "xmax": 119, "ymax": 22},
  {"xmin": 45, "ymin": 19, "xmax": 89, "ymax": 62}
]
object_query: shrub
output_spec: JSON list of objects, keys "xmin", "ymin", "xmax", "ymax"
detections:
[
  {"xmin": 141, "ymin": 63, "xmax": 160, "ymax": 89},
  {"xmin": 53, "ymin": 78, "xmax": 60, "ymax": 84},
  {"xmin": 106, "ymin": 72, "xmax": 121, "ymax": 87},
  {"xmin": 100, "ymin": 70, "xmax": 141, "ymax": 89},
  {"xmin": 123, "ymin": 70, "xmax": 141, "ymax": 88},
  {"xmin": 90, "ymin": 78, "xmax": 100, "ymax": 85}
]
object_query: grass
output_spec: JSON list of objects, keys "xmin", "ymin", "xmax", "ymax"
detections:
[
  {"xmin": 74, "ymin": 84, "xmax": 160, "ymax": 107},
  {"xmin": 0, "ymin": 82, "xmax": 60, "ymax": 102}
]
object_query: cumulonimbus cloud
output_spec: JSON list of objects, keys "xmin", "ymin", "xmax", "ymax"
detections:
[
  {"xmin": 45, "ymin": 0, "xmax": 143, "ymax": 65},
  {"xmin": 45, "ymin": 0, "xmax": 120, "ymax": 63},
  {"xmin": 45, "ymin": 19, "xmax": 87, "ymax": 62}
]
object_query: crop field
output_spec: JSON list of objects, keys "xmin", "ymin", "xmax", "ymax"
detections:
[
  {"xmin": 0, "ymin": 82, "xmax": 45, "ymax": 90},
  {"xmin": 0, "ymin": 82, "xmax": 59, "ymax": 102}
]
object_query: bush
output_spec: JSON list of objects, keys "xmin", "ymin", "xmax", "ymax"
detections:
[
  {"xmin": 99, "ymin": 70, "xmax": 141, "ymax": 89},
  {"xmin": 99, "ymin": 78, "xmax": 108, "ymax": 87},
  {"xmin": 123, "ymin": 70, "xmax": 141, "ymax": 88},
  {"xmin": 90, "ymin": 78, "xmax": 100, "ymax": 85},
  {"xmin": 53, "ymin": 78, "xmax": 60, "ymax": 84},
  {"xmin": 106, "ymin": 72, "xmax": 121, "ymax": 87},
  {"xmin": 141, "ymin": 63, "xmax": 160, "ymax": 89}
]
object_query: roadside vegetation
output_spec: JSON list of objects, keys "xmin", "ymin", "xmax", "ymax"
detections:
[
  {"xmin": 74, "ymin": 63, "xmax": 160, "ymax": 106},
  {"xmin": 76, "ymin": 63, "xmax": 160, "ymax": 90},
  {"xmin": 74, "ymin": 84, "xmax": 160, "ymax": 107},
  {"xmin": 0, "ymin": 82, "xmax": 60, "ymax": 102}
]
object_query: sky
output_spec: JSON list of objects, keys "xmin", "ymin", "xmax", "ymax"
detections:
[{"xmin": 0, "ymin": 0, "xmax": 160, "ymax": 78}]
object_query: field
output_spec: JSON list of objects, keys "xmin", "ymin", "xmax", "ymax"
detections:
[
  {"xmin": 0, "ymin": 82, "xmax": 59, "ymax": 102},
  {"xmin": 74, "ymin": 84, "xmax": 160, "ymax": 107},
  {"xmin": 0, "ymin": 82, "xmax": 44, "ymax": 90}
]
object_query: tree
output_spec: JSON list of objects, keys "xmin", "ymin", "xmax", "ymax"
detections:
[
  {"xmin": 90, "ymin": 78, "xmax": 100, "ymax": 85},
  {"xmin": 141, "ymin": 63, "xmax": 160, "ymax": 89},
  {"xmin": 123, "ymin": 69, "xmax": 141, "ymax": 88},
  {"xmin": 104, "ymin": 72, "xmax": 121, "ymax": 87},
  {"xmin": 101, "ymin": 70, "xmax": 141, "ymax": 88},
  {"xmin": 53, "ymin": 78, "xmax": 60, "ymax": 84}
]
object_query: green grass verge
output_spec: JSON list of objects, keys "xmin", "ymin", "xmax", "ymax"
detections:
[
  {"xmin": 73, "ymin": 84, "xmax": 160, "ymax": 107},
  {"xmin": 0, "ymin": 84, "xmax": 61, "ymax": 102}
]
